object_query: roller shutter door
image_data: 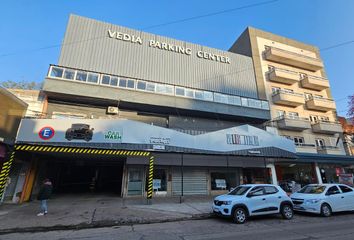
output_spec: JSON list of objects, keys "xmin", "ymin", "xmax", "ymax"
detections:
[{"xmin": 172, "ymin": 170, "xmax": 208, "ymax": 195}]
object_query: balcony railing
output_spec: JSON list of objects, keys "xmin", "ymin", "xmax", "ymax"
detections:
[
  {"xmin": 264, "ymin": 46, "xmax": 324, "ymax": 71},
  {"xmin": 275, "ymin": 116, "xmax": 311, "ymax": 131},
  {"xmin": 300, "ymin": 74, "xmax": 330, "ymax": 91},
  {"xmin": 268, "ymin": 67, "xmax": 300, "ymax": 85},
  {"xmin": 46, "ymin": 65, "xmax": 270, "ymax": 111},
  {"xmin": 311, "ymin": 120, "xmax": 343, "ymax": 134},
  {"xmin": 272, "ymin": 90, "xmax": 305, "ymax": 107},
  {"xmin": 305, "ymin": 96, "xmax": 336, "ymax": 112}
]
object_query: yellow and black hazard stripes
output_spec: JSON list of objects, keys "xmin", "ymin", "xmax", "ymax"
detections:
[
  {"xmin": 147, "ymin": 155, "xmax": 154, "ymax": 199},
  {"xmin": 14, "ymin": 144, "xmax": 150, "ymax": 157},
  {"xmin": 0, "ymin": 151, "xmax": 16, "ymax": 199}
]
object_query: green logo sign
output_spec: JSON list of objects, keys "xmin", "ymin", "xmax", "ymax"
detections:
[{"xmin": 104, "ymin": 131, "xmax": 122, "ymax": 141}]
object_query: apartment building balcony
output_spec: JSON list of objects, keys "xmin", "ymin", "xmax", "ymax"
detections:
[
  {"xmin": 264, "ymin": 46, "xmax": 324, "ymax": 71},
  {"xmin": 305, "ymin": 97, "xmax": 336, "ymax": 112},
  {"xmin": 317, "ymin": 146, "xmax": 345, "ymax": 155},
  {"xmin": 311, "ymin": 121, "xmax": 343, "ymax": 134},
  {"xmin": 268, "ymin": 67, "xmax": 300, "ymax": 85},
  {"xmin": 295, "ymin": 143, "xmax": 317, "ymax": 154},
  {"xmin": 301, "ymin": 74, "xmax": 330, "ymax": 91},
  {"xmin": 272, "ymin": 90, "xmax": 305, "ymax": 107},
  {"xmin": 276, "ymin": 116, "xmax": 311, "ymax": 131}
]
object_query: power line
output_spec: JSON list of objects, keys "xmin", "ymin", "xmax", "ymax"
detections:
[
  {"xmin": 0, "ymin": 0, "xmax": 280, "ymax": 58},
  {"xmin": 141, "ymin": 0, "xmax": 279, "ymax": 30},
  {"xmin": 320, "ymin": 40, "xmax": 354, "ymax": 51}
]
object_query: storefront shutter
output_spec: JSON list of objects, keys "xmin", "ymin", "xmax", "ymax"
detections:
[{"xmin": 172, "ymin": 170, "xmax": 208, "ymax": 195}]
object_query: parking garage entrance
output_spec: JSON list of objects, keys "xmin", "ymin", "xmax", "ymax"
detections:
[
  {"xmin": 13, "ymin": 144, "xmax": 151, "ymax": 201},
  {"xmin": 43, "ymin": 155, "xmax": 125, "ymax": 195}
]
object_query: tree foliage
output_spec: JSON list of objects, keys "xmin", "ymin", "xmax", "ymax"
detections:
[
  {"xmin": 348, "ymin": 94, "xmax": 354, "ymax": 124},
  {"xmin": 0, "ymin": 80, "xmax": 42, "ymax": 90}
]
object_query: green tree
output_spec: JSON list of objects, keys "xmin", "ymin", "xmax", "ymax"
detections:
[{"xmin": 0, "ymin": 80, "xmax": 42, "ymax": 90}]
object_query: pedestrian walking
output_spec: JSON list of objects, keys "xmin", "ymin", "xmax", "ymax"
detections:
[{"xmin": 37, "ymin": 178, "xmax": 53, "ymax": 216}]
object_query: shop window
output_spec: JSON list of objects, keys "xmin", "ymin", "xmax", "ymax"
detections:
[
  {"xmin": 148, "ymin": 169, "xmax": 167, "ymax": 192},
  {"xmin": 211, "ymin": 172, "xmax": 237, "ymax": 190},
  {"xmin": 50, "ymin": 67, "xmax": 64, "ymax": 78},
  {"xmin": 63, "ymin": 69, "xmax": 75, "ymax": 80},
  {"xmin": 128, "ymin": 169, "xmax": 143, "ymax": 196}
]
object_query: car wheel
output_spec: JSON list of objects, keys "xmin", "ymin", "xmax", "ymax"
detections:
[
  {"xmin": 320, "ymin": 203, "xmax": 332, "ymax": 217},
  {"xmin": 233, "ymin": 207, "xmax": 247, "ymax": 224},
  {"xmin": 281, "ymin": 204, "xmax": 293, "ymax": 220}
]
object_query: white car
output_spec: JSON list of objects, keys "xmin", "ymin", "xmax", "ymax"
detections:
[
  {"xmin": 212, "ymin": 184, "xmax": 294, "ymax": 224},
  {"xmin": 291, "ymin": 184, "xmax": 354, "ymax": 217}
]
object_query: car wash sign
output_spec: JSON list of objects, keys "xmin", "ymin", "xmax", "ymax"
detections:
[{"xmin": 104, "ymin": 130, "xmax": 122, "ymax": 142}]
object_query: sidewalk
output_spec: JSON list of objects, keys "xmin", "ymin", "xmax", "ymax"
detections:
[{"xmin": 0, "ymin": 194, "xmax": 214, "ymax": 234}]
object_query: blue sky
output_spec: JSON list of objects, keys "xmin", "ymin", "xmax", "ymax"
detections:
[{"xmin": 0, "ymin": 0, "xmax": 353, "ymax": 115}]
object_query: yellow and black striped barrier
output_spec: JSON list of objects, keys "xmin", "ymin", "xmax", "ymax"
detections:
[
  {"xmin": 147, "ymin": 155, "xmax": 154, "ymax": 199},
  {"xmin": 14, "ymin": 144, "xmax": 150, "ymax": 157},
  {"xmin": 11, "ymin": 144, "xmax": 155, "ymax": 201},
  {"xmin": 0, "ymin": 151, "xmax": 16, "ymax": 199}
]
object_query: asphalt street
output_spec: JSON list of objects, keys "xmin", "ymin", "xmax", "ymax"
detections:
[{"xmin": 2, "ymin": 212, "xmax": 354, "ymax": 240}]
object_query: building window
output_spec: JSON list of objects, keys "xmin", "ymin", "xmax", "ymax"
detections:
[
  {"xmin": 75, "ymin": 71, "xmax": 87, "ymax": 82},
  {"xmin": 127, "ymin": 79, "xmax": 135, "ymax": 89},
  {"xmin": 272, "ymin": 87, "xmax": 280, "ymax": 94},
  {"xmin": 101, "ymin": 75, "xmax": 110, "ymax": 85},
  {"xmin": 175, "ymin": 87, "xmax": 185, "ymax": 96},
  {"xmin": 146, "ymin": 82, "xmax": 156, "ymax": 92},
  {"xmin": 87, "ymin": 73, "xmax": 99, "ymax": 83},
  {"xmin": 50, "ymin": 67, "xmax": 64, "ymax": 78},
  {"xmin": 195, "ymin": 90, "xmax": 204, "ymax": 100},
  {"xmin": 288, "ymin": 112, "xmax": 299, "ymax": 119},
  {"xmin": 203, "ymin": 91, "xmax": 214, "ymax": 101},
  {"xmin": 315, "ymin": 139, "xmax": 325, "ymax": 148},
  {"xmin": 319, "ymin": 116, "xmax": 330, "ymax": 122},
  {"xmin": 110, "ymin": 77, "xmax": 118, "ymax": 86},
  {"xmin": 310, "ymin": 115, "xmax": 318, "ymax": 123},
  {"xmin": 305, "ymin": 93, "xmax": 312, "ymax": 100},
  {"xmin": 276, "ymin": 110, "xmax": 285, "ymax": 118},
  {"xmin": 294, "ymin": 137, "xmax": 304, "ymax": 146},
  {"xmin": 137, "ymin": 81, "xmax": 146, "ymax": 90},
  {"xmin": 119, "ymin": 78, "xmax": 127, "ymax": 88},
  {"xmin": 63, "ymin": 69, "xmax": 75, "ymax": 80},
  {"xmin": 241, "ymin": 97, "xmax": 248, "ymax": 106},
  {"xmin": 185, "ymin": 89, "xmax": 194, "ymax": 98},
  {"xmin": 261, "ymin": 101, "xmax": 270, "ymax": 110}
]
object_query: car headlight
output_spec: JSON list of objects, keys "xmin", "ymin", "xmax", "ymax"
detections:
[
  {"xmin": 305, "ymin": 199, "xmax": 320, "ymax": 204},
  {"xmin": 223, "ymin": 201, "xmax": 232, "ymax": 205}
]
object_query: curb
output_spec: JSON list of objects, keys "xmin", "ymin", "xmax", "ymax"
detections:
[{"xmin": 0, "ymin": 213, "xmax": 214, "ymax": 235}]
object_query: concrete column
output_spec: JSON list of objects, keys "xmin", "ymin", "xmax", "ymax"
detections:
[
  {"xmin": 267, "ymin": 164, "xmax": 278, "ymax": 185},
  {"xmin": 314, "ymin": 163, "xmax": 323, "ymax": 184}
]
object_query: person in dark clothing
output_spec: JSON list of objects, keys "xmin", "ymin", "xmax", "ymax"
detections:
[{"xmin": 37, "ymin": 178, "xmax": 53, "ymax": 216}]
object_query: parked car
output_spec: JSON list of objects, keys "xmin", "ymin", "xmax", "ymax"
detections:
[
  {"xmin": 65, "ymin": 124, "xmax": 94, "ymax": 141},
  {"xmin": 212, "ymin": 184, "xmax": 294, "ymax": 224},
  {"xmin": 291, "ymin": 184, "xmax": 354, "ymax": 217}
]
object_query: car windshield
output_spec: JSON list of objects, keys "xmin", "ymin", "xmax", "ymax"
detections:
[
  {"xmin": 298, "ymin": 185, "xmax": 326, "ymax": 194},
  {"xmin": 228, "ymin": 186, "xmax": 251, "ymax": 196}
]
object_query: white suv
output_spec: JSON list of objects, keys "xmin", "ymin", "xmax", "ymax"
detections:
[{"xmin": 213, "ymin": 184, "xmax": 294, "ymax": 224}]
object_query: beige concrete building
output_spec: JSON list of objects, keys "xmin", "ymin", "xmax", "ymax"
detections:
[{"xmin": 231, "ymin": 28, "xmax": 350, "ymax": 186}]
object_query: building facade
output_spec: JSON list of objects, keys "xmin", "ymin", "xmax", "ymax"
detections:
[
  {"xmin": 230, "ymin": 27, "xmax": 353, "ymax": 186},
  {"xmin": 11, "ymin": 15, "xmax": 354, "ymax": 201},
  {"xmin": 339, "ymin": 117, "xmax": 354, "ymax": 156},
  {"xmin": 0, "ymin": 88, "xmax": 28, "ymax": 203}
]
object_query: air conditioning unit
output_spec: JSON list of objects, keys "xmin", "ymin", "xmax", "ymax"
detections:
[{"xmin": 107, "ymin": 106, "xmax": 119, "ymax": 115}]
